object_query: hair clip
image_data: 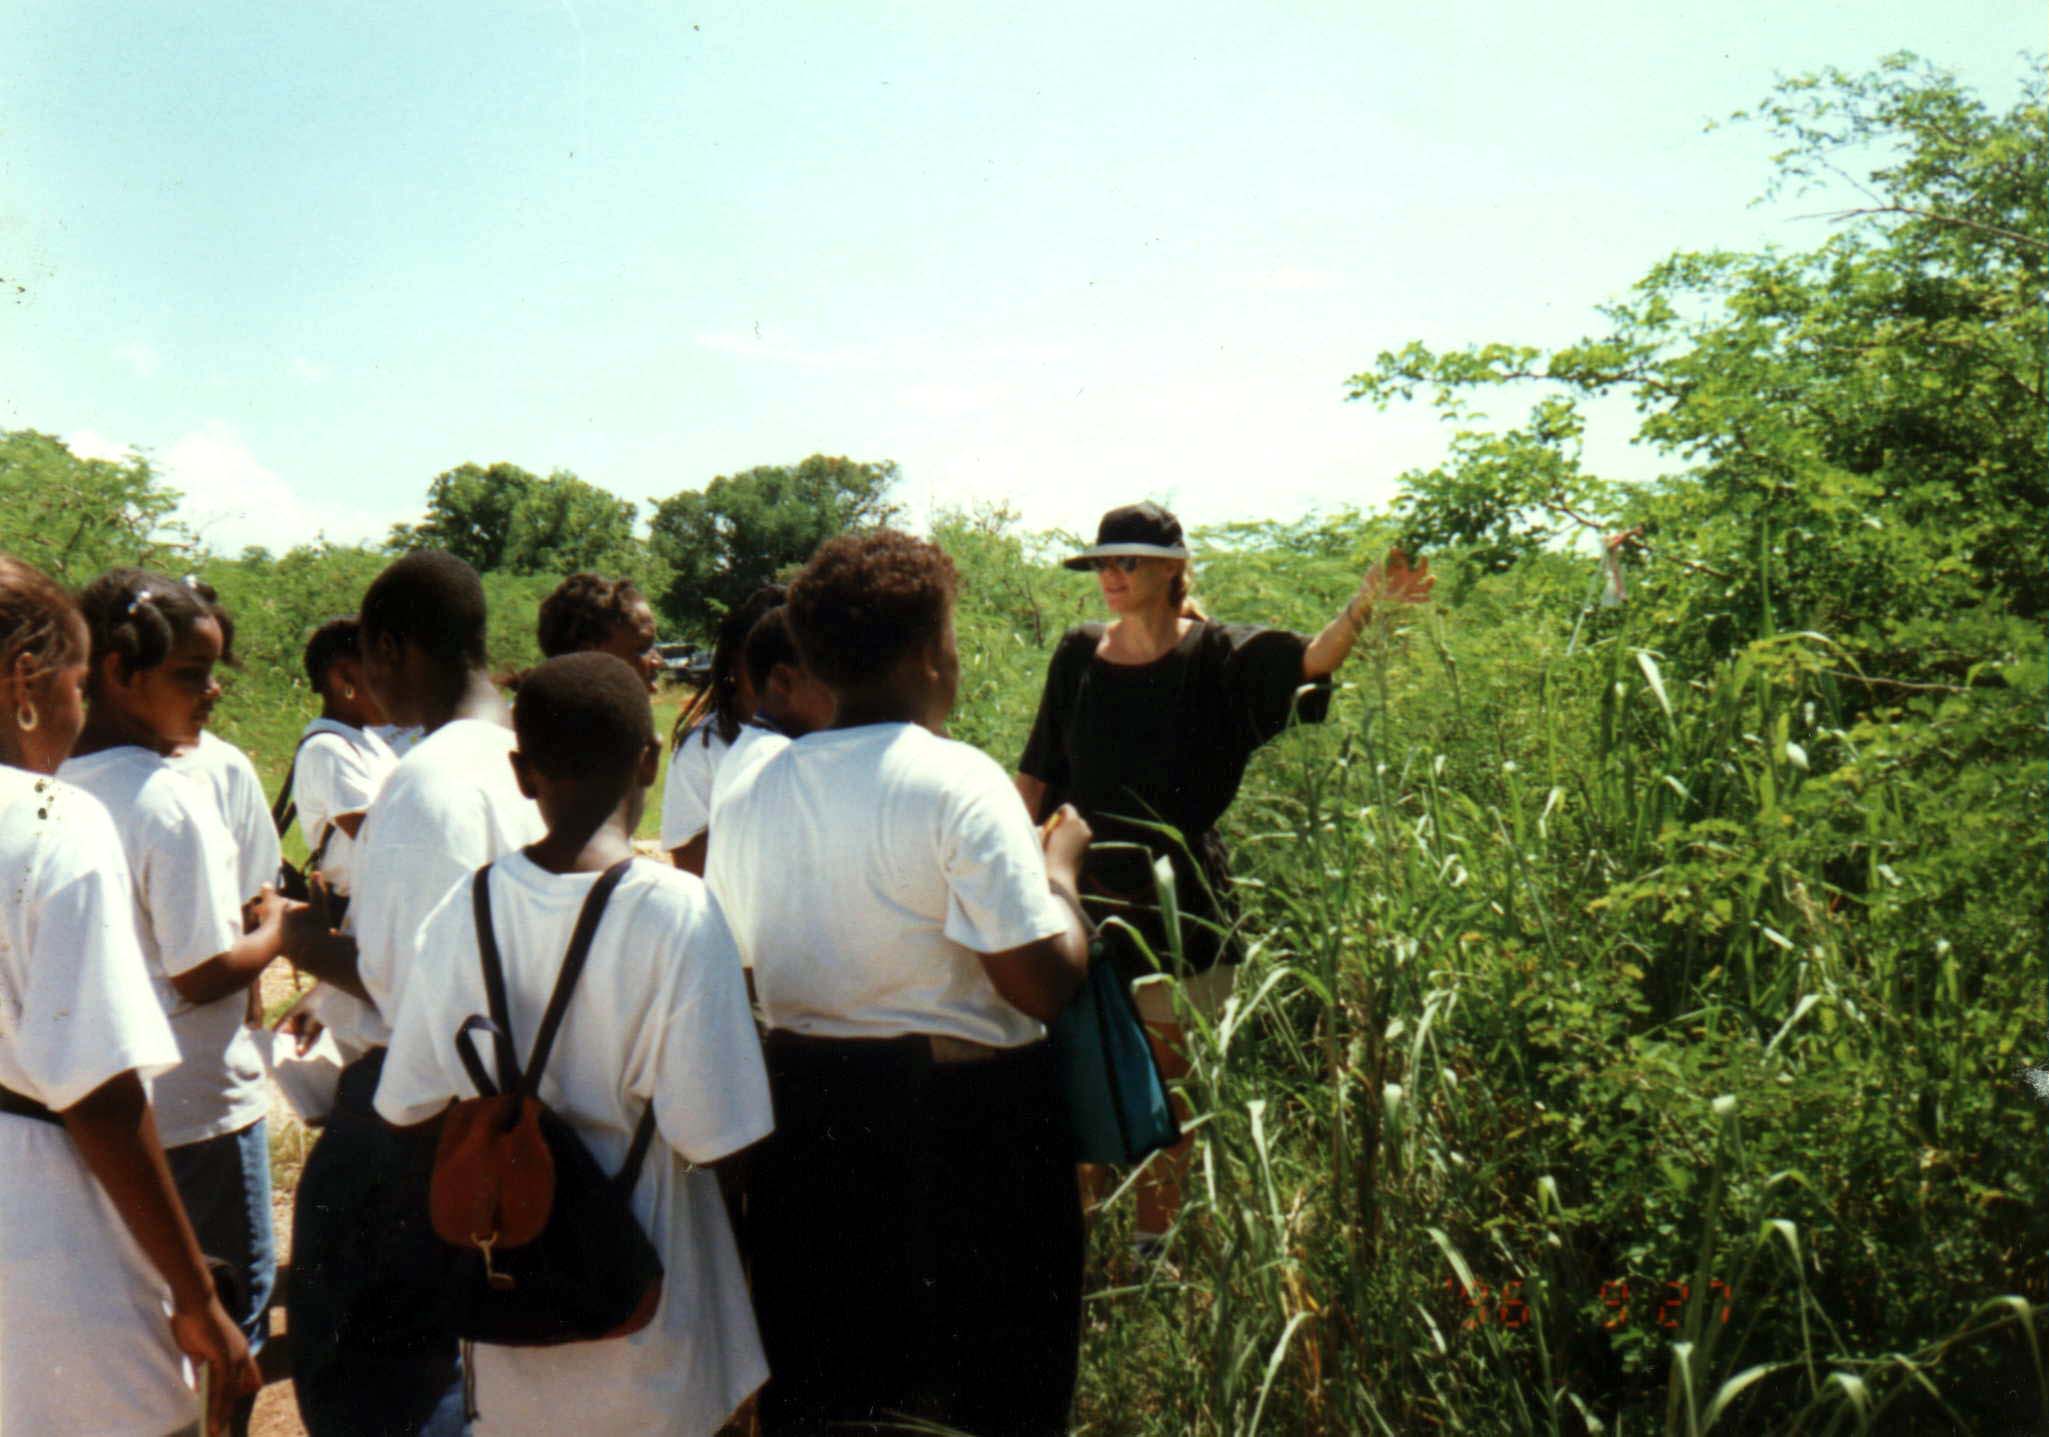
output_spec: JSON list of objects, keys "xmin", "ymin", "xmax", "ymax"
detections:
[{"xmin": 122, "ymin": 588, "xmax": 154, "ymax": 619}]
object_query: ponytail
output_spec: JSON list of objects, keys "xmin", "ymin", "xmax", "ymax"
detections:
[
  {"xmin": 76, "ymin": 569, "xmax": 212, "ymax": 689},
  {"xmin": 1169, "ymin": 563, "xmax": 1207, "ymax": 621}
]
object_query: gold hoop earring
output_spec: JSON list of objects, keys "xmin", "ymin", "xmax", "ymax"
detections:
[
  {"xmin": 344, "ymin": 684, "xmax": 356, "ymax": 700},
  {"xmin": 15, "ymin": 701, "xmax": 38, "ymax": 733}
]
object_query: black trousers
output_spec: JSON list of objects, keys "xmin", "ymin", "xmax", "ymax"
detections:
[{"xmin": 749, "ymin": 1032, "xmax": 1083, "ymax": 1437}]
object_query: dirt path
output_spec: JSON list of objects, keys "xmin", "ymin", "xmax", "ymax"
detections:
[{"xmin": 252, "ymin": 965, "xmax": 311, "ymax": 1436}]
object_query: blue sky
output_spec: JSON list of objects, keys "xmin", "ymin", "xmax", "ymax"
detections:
[{"xmin": 0, "ymin": 1, "xmax": 2037, "ymax": 553}]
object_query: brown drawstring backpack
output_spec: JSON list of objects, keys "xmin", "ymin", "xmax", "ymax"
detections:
[{"xmin": 427, "ymin": 859, "xmax": 665, "ymax": 1348}]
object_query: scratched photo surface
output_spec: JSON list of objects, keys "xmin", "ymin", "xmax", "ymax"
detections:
[{"xmin": 1, "ymin": 3, "xmax": 2042, "ymax": 1433}]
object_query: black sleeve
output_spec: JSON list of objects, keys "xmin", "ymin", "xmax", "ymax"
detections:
[
  {"xmin": 1017, "ymin": 627, "xmax": 1091, "ymax": 801},
  {"xmin": 1215, "ymin": 623, "xmax": 1334, "ymax": 750}
]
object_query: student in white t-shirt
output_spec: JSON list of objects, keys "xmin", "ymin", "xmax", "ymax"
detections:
[
  {"xmin": 712, "ymin": 531, "xmax": 1095, "ymax": 1437},
  {"xmin": 172, "ymin": 730, "xmax": 283, "ymax": 913},
  {"xmin": 378, "ymin": 653, "xmax": 771, "ymax": 1435},
  {"xmin": 661, "ymin": 585, "xmax": 785, "ymax": 874},
  {"xmin": 276, "ymin": 615, "xmax": 397, "ymax": 1054},
  {"xmin": 0, "ymin": 555, "xmax": 260, "ymax": 1437},
  {"xmin": 536, "ymin": 571, "xmax": 664, "ymax": 690},
  {"xmin": 283, "ymin": 551, "xmax": 542, "ymax": 1437},
  {"xmin": 173, "ymin": 579, "xmax": 283, "ymax": 908},
  {"xmin": 703, "ymin": 604, "xmax": 834, "ymax": 831},
  {"xmin": 288, "ymin": 616, "xmax": 397, "ymax": 911},
  {"xmin": 59, "ymin": 570, "xmax": 297, "ymax": 1437}
]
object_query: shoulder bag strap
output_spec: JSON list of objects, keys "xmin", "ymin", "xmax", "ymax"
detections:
[
  {"xmin": 614, "ymin": 1106, "xmax": 660, "ymax": 1194},
  {"xmin": 519, "ymin": 858, "xmax": 634, "ymax": 1101},
  {"xmin": 470, "ymin": 863, "xmax": 523, "ymax": 1093},
  {"xmin": 271, "ymin": 732, "xmax": 324, "ymax": 837}
]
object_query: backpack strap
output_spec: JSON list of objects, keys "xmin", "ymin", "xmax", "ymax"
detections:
[
  {"xmin": 615, "ymin": 1107, "xmax": 660, "ymax": 1195},
  {"xmin": 270, "ymin": 732, "xmax": 323, "ymax": 838},
  {"xmin": 520, "ymin": 858, "xmax": 634, "ymax": 1101},
  {"xmin": 470, "ymin": 863, "xmax": 524, "ymax": 1094},
  {"xmin": 469, "ymin": 857, "xmax": 654, "ymax": 1185}
]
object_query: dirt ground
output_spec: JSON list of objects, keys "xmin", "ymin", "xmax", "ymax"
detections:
[{"xmin": 251, "ymin": 964, "xmax": 310, "ymax": 1437}]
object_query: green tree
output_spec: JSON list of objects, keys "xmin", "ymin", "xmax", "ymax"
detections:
[
  {"xmin": 1350, "ymin": 54, "xmax": 2047, "ymax": 659},
  {"xmin": 0, "ymin": 429, "xmax": 190, "ymax": 583},
  {"xmin": 648, "ymin": 454, "xmax": 901, "ymax": 632},
  {"xmin": 499, "ymin": 471, "xmax": 641, "ymax": 575},
  {"xmin": 389, "ymin": 462, "xmax": 665, "ymax": 592},
  {"xmin": 388, "ymin": 461, "xmax": 539, "ymax": 569}
]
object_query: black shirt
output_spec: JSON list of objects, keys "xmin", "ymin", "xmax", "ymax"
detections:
[{"xmin": 1017, "ymin": 619, "xmax": 1331, "ymax": 969}]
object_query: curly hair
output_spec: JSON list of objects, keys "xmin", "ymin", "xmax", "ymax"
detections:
[
  {"xmin": 537, "ymin": 572, "xmax": 646, "ymax": 660},
  {"xmin": 0, "ymin": 554, "xmax": 87, "ymax": 680},
  {"xmin": 787, "ymin": 530, "xmax": 957, "ymax": 691},
  {"xmin": 76, "ymin": 568, "xmax": 215, "ymax": 686}
]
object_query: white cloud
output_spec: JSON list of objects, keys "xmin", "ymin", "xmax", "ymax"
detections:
[
  {"xmin": 290, "ymin": 356, "xmax": 328, "ymax": 383},
  {"xmin": 65, "ymin": 429, "xmax": 137, "ymax": 464},
  {"xmin": 114, "ymin": 341, "xmax": 161, "ymax": 379},
  {"xmin": 157, "ymin": 421, "xmax": 384, "ymax": 554}
]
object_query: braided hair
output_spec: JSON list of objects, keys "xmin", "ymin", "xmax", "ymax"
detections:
[{"xmin": 671, "ymin": 584, "xmax": 786, "ymax": 750}]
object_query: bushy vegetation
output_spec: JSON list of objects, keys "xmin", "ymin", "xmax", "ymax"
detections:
[{"xmin": 0, "ymin": 53, "xmax": 2038, "ymax": 1437}]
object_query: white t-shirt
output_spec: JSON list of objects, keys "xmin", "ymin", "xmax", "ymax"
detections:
[
  {"xmin": 375, "ymin": 854, "xmax": 771, "ymax": 1435},
  {"xmin": 709, "ymin": 723, "xmax": 1071, "ymax": 1048},
  {"xmin": 346, "ymin": 719, "xmax": 544, "ymax": 1049},
  {"xmin": 294, "ymin": 717, "xmax": 397, "ymax": 897},
  {"xmin": 659, "ymin": 723, "xmax": 729, "ymax": 850},
  {"xmin": 373, "ymin": 723, "xmax": 423, "ymax": 758},
  {"xmin": 0, "ymin": 768, "xmax": 197, "ymax": 1435},
  {"xmin": 706, "ymin": 720, "xmax": 789, "ymax": 826},
  {"xmin": 58, "ymin": 746, "xmax": 263, "ymax": 1147},
  {"xmin": 173, "ymin": 730, "xmax": 284, "ymax": 906}
]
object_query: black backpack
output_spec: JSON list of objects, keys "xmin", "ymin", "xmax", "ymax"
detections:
[{"xmin": 426, "ymin": 858, "xmax": 666, "ymax": 1347}]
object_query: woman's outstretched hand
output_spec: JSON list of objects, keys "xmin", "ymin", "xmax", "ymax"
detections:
[{"xmin": 1349, "ymin": 548, "xmax": 1434, "ymax": 626}]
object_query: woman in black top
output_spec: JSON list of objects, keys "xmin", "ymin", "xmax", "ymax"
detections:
[{"xmin": 1015, "ymin": 501, "xmax": 1432, "ymax": 1246}]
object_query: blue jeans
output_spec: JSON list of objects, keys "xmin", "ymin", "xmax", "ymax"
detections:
[
  {"xmin": 167, "ymin": 1118, "xmax": 275, "ymax": 1437},
  {"xmin": 166, "ymin": 1118, "xmax": 275, "ymax": 1356}
]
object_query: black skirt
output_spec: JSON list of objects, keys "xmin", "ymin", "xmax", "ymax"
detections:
[{"xmin": 748, "ymin": 1031, "xmax": 1083, "ymax": 1437}]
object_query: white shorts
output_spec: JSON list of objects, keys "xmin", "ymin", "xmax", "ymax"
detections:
[{"xmin": 1131, "ymin": 964, "xmax": 1236, "ymax": 1027}]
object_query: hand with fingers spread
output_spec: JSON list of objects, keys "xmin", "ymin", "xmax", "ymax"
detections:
[
  {"xmin": 1302, "ymin": 547, "xmax": 1436, "ymax": 680},
  {"xmin": 1347, "ymin": 548, "xmax": 1435, "ymax": 630}
]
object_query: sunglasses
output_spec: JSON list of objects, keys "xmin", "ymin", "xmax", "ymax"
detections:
[{"xmin": 1085, "ymin": 555, "xmax": 1146, "ymax": 574}]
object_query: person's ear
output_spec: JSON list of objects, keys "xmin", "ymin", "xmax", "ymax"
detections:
[
  {"xmin": 508, "ymin": 749, "xmax": 541, "ymax": 801},
  {"xmin": 635, "ymin": 736, "xmax": 660, "ymax": 789},
  {"xmin": 95, "ymin": 650, "xmax": 130, "ymax": 701}
]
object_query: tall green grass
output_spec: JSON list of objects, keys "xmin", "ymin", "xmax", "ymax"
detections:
[{"xmin": 1060, "ymin": 562, "xmax": 2044, "ymax": 1434}]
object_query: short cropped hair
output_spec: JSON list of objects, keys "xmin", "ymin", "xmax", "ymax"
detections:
[
  {"xmin": 77, "ymin": 568, "xmax": 216, "ymax": 680},
  {"xmin": 303, "ymin": 616, "xmax": 362, "ymax": 692},
  {"xmin": 537, "ymin": 573, "xmax": 646, "ymax": 659},
  {"xmin": 742, "ymin": 606, "xmax": 801, "ymax": 697},
  {"xmin": 786, "ymin": 530, "xmax": 956, "ymax": 691},
  {"xmin": 0, "ymin": 554, "xmax": 87, "ymax": 678},
  {"xmin": 361, "ymin": 551, "xmax": 488, "ymax": 666},
  {"xmin": 513, "ymin": 652, "xmax": 654, "ymax": 783}
]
